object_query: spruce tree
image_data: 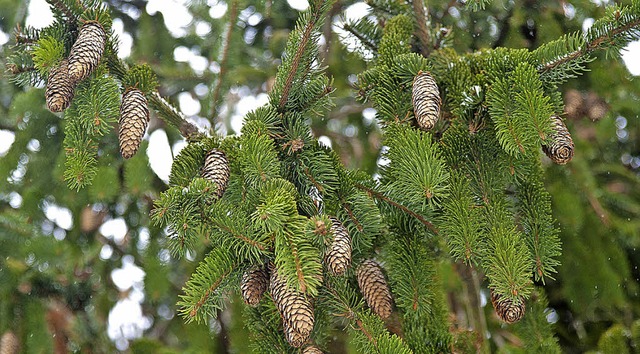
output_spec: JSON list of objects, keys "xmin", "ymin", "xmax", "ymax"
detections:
[{"xmin": 2, "ymin": 0, "xmax": 640, "ymax": 352}]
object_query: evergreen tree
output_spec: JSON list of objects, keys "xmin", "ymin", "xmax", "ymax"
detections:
[{"xmin": 1, "ymin": 0, "xmax": 640, "ymax": 352}]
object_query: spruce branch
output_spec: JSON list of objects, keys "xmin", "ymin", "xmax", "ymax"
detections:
[
  {"xmin": 355, "ymin": 183, "xmax": 438, "ymax": 234},
  {"xmin": 148, "ymin": 92, "xmax": 204, "ymax": 141},
  {"xmin": 46, "ymin": 0, "xmax": 77, "ymax": 22},
  {"xmin": 539, "ymin": 16, "xmax": 640, "ymax": 74},
  {"xmin": 209, "ymin": 0, "xmax": 239, "ymax": 124},
  {"xmin": 277, "ymin": 0, "xmax": 329, "ymax": 112},
  {"xmin": 342, "ymin": 21, "xmax": 379, "ymax": 52}
]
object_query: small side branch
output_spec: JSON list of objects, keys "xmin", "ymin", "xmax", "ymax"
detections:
[
  {"xmin": 148, "ymin": 92, "xmax": 204, "ymax": 141},
  {"xmin": 277, "ymin": 0, "xmax": 327, "ymax": 112},
  {"xmin": 355, "ymin": 183, "xmax": 438, "ymax": 234},
  {"xmin": 540, "ymin": 17, "xmax": 640, "ymax": 73},
  {"xmin": 210, "ymin": 0, "xmax": 239, "ymax": 124}
]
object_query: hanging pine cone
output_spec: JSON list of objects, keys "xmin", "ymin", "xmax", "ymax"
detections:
[
  {"xmin": 241, "ymin": 266, "xmax": 269, "ymax": 306},
  {"xmin": 542, "ymin": 115, "xmax": 574, "ymax": 165},
  {"xmin": 325, "ymin": 217, "xmax": 351, "ymax": 276},
  {"xmin": 356, "ymin": 260, "xmax": 393, "ymax": 320},
  {"xmin": 45, "ymin": 59, "xmax": 75, "ymax": 113},
  {"xmin": 68, "ymin": 21, "xmax": 106, "ymax": 83},
  {"xmin": 0, "ymin": 331, "xmax": 19, "ymax": 354},
  {"xmin": 490, "ymin": 290, "xmax": 525, "ymax": 324},
  {"xmin": 269, "ymin": 265, "xmax": 314, "ymax": 348},
  {"xmin": 412, "ymin": 71, "xmax": 441, "ymax": 131},
  {"xmin": 201, "ymin": 149, "xmax": 230, "ymax": 199},
  {"xmin": 563, "ymin": 89, "xmax": 583, "ymax": 121},
  {"xmin": 302, "ymin": 345, "xmax": 323, "ymax": 354},
  {"xmin": 119, "ymin": 88, "xmax": 149, "ymax": 159}
]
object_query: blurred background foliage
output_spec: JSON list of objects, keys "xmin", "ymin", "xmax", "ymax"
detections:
[{"xmin": 1, "ymin": 0, "xmax": 640, "ymax": 352}]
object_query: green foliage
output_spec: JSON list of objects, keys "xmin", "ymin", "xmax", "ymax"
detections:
[
  {"xmin": 598, "ymin": 324, "xmax": 631, "ymax": 354},
  {"xmin": 123, "ymin": 63, "xmax": 158, "ymax": 93},
  {"xmin": 31, "ymin": 36, "xmax": 64, "ymax": 77}
]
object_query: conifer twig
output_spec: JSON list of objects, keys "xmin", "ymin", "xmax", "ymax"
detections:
[
  {"xmin": 277, "ymin": 0, "xmax": 328, "ymax": 112},
  {"xmin": 342, "ymin": 22, "xmax": 378, "ymax": 51},
  {"xmin": 148, "ymin": 92, "xmax": 204, "ymax": 141},
  {"xmin": 210, "ymin": 0, "xmax": 239, "ymax": 124},
  {"xmin": 412, "ymin": 0, "xmax": 431, "ymax": 57},
  {"xmin": 47, "ymin": 0, "xmax": 76, "ymax": 22},
  {"xmin": 189, "ymin": 268, "xmax": 234, "ymax": 318},
  {"xmin": 540, "ymin": 17, "xmax": 640, "ymax": 74},
  {"xmin": 354, "ymin": 183, "xmax": 438, "ymax": 234}
]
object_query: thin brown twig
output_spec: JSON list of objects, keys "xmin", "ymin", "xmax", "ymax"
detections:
[
  {"xmin": 412, "ymin": 0, "xmax": 431, "ymax": 57},
  {"xmin": 354, "ymin": 183, "xmax": 439, "ymax": 234},
  {"xmin": 277, "ymin": 0, "xmax": 327, "ymax": 112},
  {"xmin": 210, "ymin": 0, "xmax": 239, "ymax": 124}
]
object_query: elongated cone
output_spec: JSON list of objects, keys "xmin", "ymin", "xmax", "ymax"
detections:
[
  {"xmin": 412, "ymin": 71, "xmax": 441, "ymax": 130},
  {"xmin": 269, "ymin": 264, "xmax": 314, "ymax": 348},
  {"xmin": 356, "ymin": 260, "xmax": 393, "ymax": 319},
  {"xmin": 68, "ymin": 21, "xmax": 106, "ymax": 83},
  {"xmin": 45, "ymin": 59, "xmax": 75, "ymax": 112},
  {"xmin": 325, "ymin": 217, "xmax": 351, "ymax": 276},
  {"xmin": 201, "ymin": 149, "xmax": 230, "ymax": 199},
  {"xmin": 0, "ymin": 331, "xmax": 19, "ymax": 354},
  {"xmin": 302, "ymin": 345, "xmax": 323, "ymax": 354},
  {"xmin": 119, "ymin": 88, "xmax": 149, "ymax": 159},
  {"xmin": 542, "ymin": 115, "xmax": 574, "ymax": 164},
  {"xmin": 490, "ymin": 290, "xmax": 525, "ymax": 324},
  {"xmin": 241, "ymin": 266, "xmax": 269, "ymax": 306}
]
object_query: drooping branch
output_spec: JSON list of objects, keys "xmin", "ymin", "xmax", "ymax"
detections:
[
  {"xmin": 210, "ymin": 0, "xmax": 239, "ymax": 124},
  {"xmin": 355, "ymin": 183, "xmax": 438, "ymax": 234},
  {"xmin": 148, "ymin": 92, "xmax": 205, "ymax": 141}
]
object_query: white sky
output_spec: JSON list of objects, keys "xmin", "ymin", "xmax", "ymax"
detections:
[{"xmin": 1, "ymin": 0, "xmax": 640, "ymax": 349}]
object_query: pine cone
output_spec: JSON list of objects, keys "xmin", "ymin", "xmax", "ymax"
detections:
[
  {"xmin": 270, "ymin": 265, "xmax": 314, "ymax": 348},
  {"xmin": 490, "ymin": 290, "xmax": 525, "ymax": 324},
  {"xmin": 68, "ymin": 21, "xmax": 106, "ymax": 83},
  {"xmin": 412, "ymin": 71, "xmax": 441, "ymax": 131},
  {"xmin": 325, "ymin": 217, "xmax": 351, "ymax": 276},
  {"xmin": 0, "ymin": 331, "xmax": 19, "ymax": 354},
  {"xmin": 302, "ymin": 345, "xmax": 323, "ymax": 354},
  {"xmin": 45, "ymin": 59, "xmax": 75, "ymax": 112},
  {"xmin": 119, "ymin": 88, "xmax": 149, "ymax": 159},
  {"xmin": 584, "ymin": 92, "xmax": 608, "ymax": 121},
  {"xmin": 201, "ymin": 149, "xmax": 230, "ymax": 199},
  {"xmin": 563, "ymin": 89, "xmax": 583, "ymax": 121},
  {"xmin": 356, "ymin": 260, "xmax": 393, "ymax": 320},
  {"xmin": 241, "ymin": 266, "xmax": 269, "ymax": 306},
  {"xmin": 542, "ymin": 115, "xmax": 574, "ymax": 165}
]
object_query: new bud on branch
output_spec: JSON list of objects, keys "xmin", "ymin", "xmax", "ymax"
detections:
[{"xmin": 119, "ymin": 88, "xmax": 149, "ymax": 159}]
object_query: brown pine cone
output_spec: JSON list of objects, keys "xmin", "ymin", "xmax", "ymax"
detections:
[
  {"xmin": 68, "ymin": 21, "xmax": 106, "ymax": 83},
  {"xmin": 241, "ymin": 266, "xmax": 269, "ymax": 306},
  {"xmin": 269, "ymin": 265, "xmax": 314, "ymax": 348},
  {"xmin": 490, "ymin": 290, "xmax": 525, "ymax": 324},
  {"xmin": 201, "ymin": 149, "xmax": 230, "ymax": 199},
  {"xmin": 119, "ymin": 88, "xmax": 149, "ymax": 159},
  {"xmin": 45, "ymin": 59, "xmax": 75, "ymax": 112},
  {"xmin": 302, "ymin": 345, "xmax": 323, "ymax": 354},
  {"xmin": 0, "ymin": 331, "xmax": 19, "ymax": 354},
  {"xmin": 325, "ymin": 217, "xmax": 351, "ymax": 276},
  {"xmin": 542, "ymin": 115, "xmax": 574, "ymax": 165},
  {"xmin": 356, "ymin": 260, "xmax": 393, "ymax": 320},
  {"xmin": 412, "ymin": 71, "xmax": 441, "ymax": 131}
]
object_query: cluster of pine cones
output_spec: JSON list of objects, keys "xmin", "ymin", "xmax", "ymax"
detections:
[
  {"xmin": 44, "ymin": 20, "xmax": 149, "ymax": 160},
  {"xmin": 200, "ymin": 148, "xmax": 395, "ymax": 349},
  {"xmin": 411, "ymin": 71, "xmax": 574, "ymax": 164}
]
